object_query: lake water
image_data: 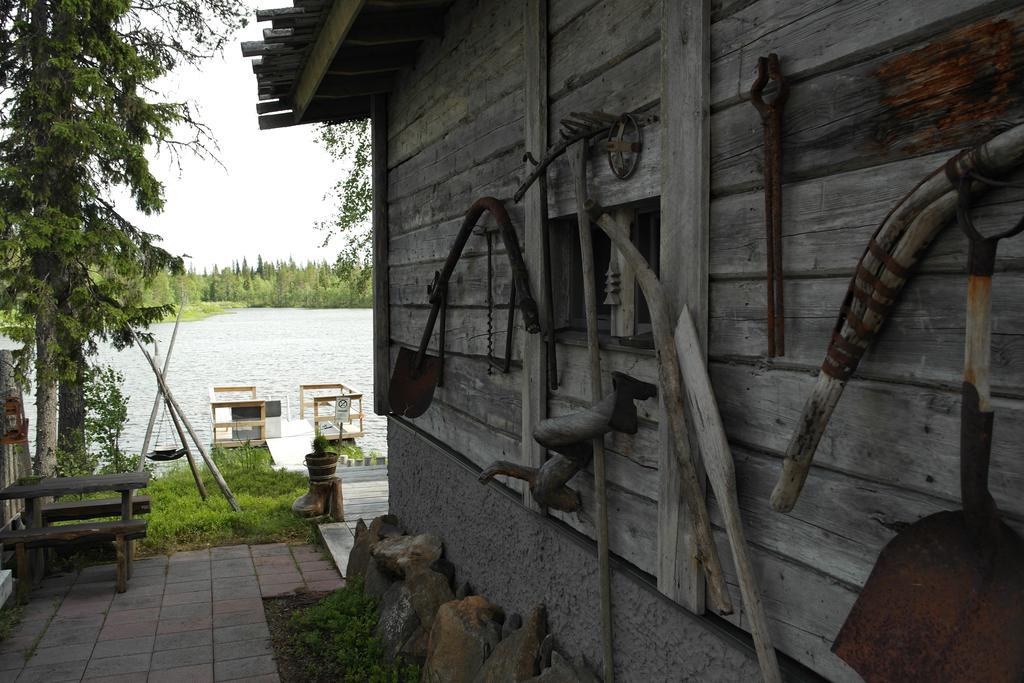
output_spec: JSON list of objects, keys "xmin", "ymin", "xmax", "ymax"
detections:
[{"xmin": 0, "ymin": 308, "xmax": 386, "ymax": 459}]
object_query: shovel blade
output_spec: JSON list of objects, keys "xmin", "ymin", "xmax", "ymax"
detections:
[
  {"xmin": 388, "ymin": 347, "xmax": 442, "ymax": 418},
  {"xmin": 833, "ymin": 511, "xmax": 1024, "ymax": 682}
]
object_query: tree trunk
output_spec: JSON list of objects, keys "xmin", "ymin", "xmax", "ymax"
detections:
[
  {"xmin": 58, "ymin": 341, "xmax": 86, "ymax": 456},
  {"xmin": 35, "ymin": 306, "xmax": 59, "ymax": 477}
]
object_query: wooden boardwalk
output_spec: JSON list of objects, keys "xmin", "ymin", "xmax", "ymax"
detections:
[{"xmin": 319, "ymin": 467, "xmax": 389, "ymax": 568}]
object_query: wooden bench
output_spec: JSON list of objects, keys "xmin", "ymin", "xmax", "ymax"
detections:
[
  {"xmin": 41, "ymin": 496, "xmax": 151, "ymax": 524},
  {"xmin": 0, "ymin": 520, "xmax": 147, "ymax": 602}
]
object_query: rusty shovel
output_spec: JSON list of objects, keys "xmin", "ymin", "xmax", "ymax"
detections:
[
  {"xmin": 832, "ymin": 165, "xmax": 1024, "ymax": 682},
  {"xmin": 389, "ymin": 197, "xmax": 542, "ymax": 418}
]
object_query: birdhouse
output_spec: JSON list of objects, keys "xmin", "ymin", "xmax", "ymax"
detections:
[{"xmin": 2, "ymin": 396, "xmax": 29, "ymax": 445}]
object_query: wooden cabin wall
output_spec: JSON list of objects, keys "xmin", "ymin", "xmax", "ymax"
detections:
[
  {"xmin": 384, "ymin": 0, "xmax": 1024, "ymax": 680},
  {"xmin": 702, "ymin": 1, "xmax": 1024, "ymax": 680}
]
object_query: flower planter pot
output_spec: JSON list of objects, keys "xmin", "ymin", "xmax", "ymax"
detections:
[{"xmin": 305, "ymin": 454, "xmax": 338, "ymax": 483}]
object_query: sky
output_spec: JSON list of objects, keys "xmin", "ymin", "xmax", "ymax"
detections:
[{"xmin": 115, "ymin": 1, "xmax": 346, "ymax": 272}]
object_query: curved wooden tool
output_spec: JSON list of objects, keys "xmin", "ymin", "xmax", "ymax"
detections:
[
  {"xmin": 771, "ymin": 123, "xmax": 1024, "ymax": 512},
  {"xmin": 389, "ymin": 197, "xmax": 542, "ymax": 418},
  {"xmin": 587, "ymin": 201, "xmax": 733, "ymax": 616},
  {"xmin": 833, "ymin": 167, "xmax": 1024, "ymax": 682},
  {"xmin": 675, "ymin": 308, "xmax": 781, "ymax": 682}
]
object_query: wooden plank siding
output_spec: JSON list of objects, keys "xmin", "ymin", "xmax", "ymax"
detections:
[{"xmin": 380, "ymin": 0, "xmax": 1024, "ymax": 678}]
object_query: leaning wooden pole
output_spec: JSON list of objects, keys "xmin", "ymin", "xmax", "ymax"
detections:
[
  {"xmin": 569, "ymin": 141, "xmax": 614, "ymax": 681},
  {"xmin": 139, "ymin": 305, "xmax": 184, "ymax": 471},
  {"xmin": 165, "ymin": 394, "xmax": 208, "ymax": 501},
  {"xmin": 135, "ymin": 338, "xmax": 240, "ymax": 512},
  {"xmin": 588, "ymin": 202, "xmax": 733, "ymax": 615}
]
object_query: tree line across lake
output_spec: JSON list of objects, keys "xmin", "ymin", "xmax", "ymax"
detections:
[{"xmin": 145, "ymin": 257, "xmax": 372, "ymax": 310}]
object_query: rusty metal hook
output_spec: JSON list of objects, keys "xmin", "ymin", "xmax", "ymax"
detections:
[{"xmin": 750, "ymin": 53, "xmax": 789, "ymax": 118}]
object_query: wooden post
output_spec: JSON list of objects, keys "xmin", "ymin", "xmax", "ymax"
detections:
[
  {"xmin": 657, "ymin": 0, "xmax": 712, "ymax": 615},
  {"xmin": 139, "ymin": 305, "xmax": 183, "ymax": 470},
  {"xmin": 120, "ymin": 490, "xmax": 133, "ymax": 579},
  {"xmin": 569, "ymin": 141, "xmax": 615, "ymax": 681},
  {"xmin": 166, "ymin": 397, "xmax": 208, "ymax": 500},
  {"xmin": 372, "ymin": 93, "xmax": 391, "ymax": 416},
  {"xmin": 15, "ymin": 543, "xmax": 27, "ymax": 604},
  {"xmin": 115, "ymin": 534, "xmax": 127, "ymax": 593},
  {"xmin": 521, "ymin": 0, "xmax": 549, "ymax": 512},
  {"xmin": 136, "ymin": 340, "xmax": 242, "ymax": 512}
]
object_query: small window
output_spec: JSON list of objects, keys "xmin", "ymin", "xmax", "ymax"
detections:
[{"xmin": 552, "ymin": 204, "xmax": 660, "ymax": 345}]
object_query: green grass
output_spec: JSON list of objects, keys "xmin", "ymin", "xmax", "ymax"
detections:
[
  {"xmin": 273, "ymin": 578, "xmax": 421, "ymax": 682},
  {"xmin": 137, "ymin": 445, "xmax": 314, "ymax": 555},
  {"xmin": 161, "ymin": 301, "xmax": 248, "ymax": 323}
]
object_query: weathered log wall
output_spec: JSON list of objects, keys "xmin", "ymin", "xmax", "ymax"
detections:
[{"xmin": 384, "ymin": 0, "xmax": 1024, "ymax": 679}]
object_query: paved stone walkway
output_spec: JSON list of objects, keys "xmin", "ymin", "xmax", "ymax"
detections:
[{"xmin": 0, "ymin": 543, "xmax": 345, "ymax": 682}]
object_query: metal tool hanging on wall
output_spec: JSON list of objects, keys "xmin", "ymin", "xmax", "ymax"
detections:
[
  {"xmin": 475, "ymin": 223, "xmax": 518, "ymax": 374},
  {"xmin": 1, "ymin": 394, "xmax": 28, "ymax": 446},
  {"xmin": 389, "ymin": 197, "xmax": 542, "ymax": 418},
  {"xmin": 750, "ymin": 53, "xmax": 789, "ymax": 357}
]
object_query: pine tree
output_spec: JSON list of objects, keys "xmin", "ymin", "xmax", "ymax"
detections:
[{"xmin": 0, "ymin": 0, "xmax": 245, "ymax": 474}]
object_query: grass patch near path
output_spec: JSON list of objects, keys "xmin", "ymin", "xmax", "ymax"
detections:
[
  {"xmin": 138, "ymin": 446, "xmax": 313, "ymax": 556},
  {"xmin": 266, "ymin": 578, "xmax": 420, "ymax": 683}
]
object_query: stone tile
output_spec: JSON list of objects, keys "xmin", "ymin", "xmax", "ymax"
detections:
[
  {"xmin": 169, "ymin": 549, "xmax": 210, "ymax": 564},
  {"xmin": 56, "ymin": 596, "xmax": 112, "ymax": 617},
  {"xmin": 49, "ymin": 613, "xmax": 105, "ymax": 629},
  {"xmin": 0, "ymin": 655, "xmax": 24, "ymax": 672},
  {"xmin": 16, "ymin": 659, "xmax": 87, "ymax": 682},
  {"xmin": 252, "ymin": 555, "xmax": 294, "ymax": 568},
  {"xmin": 31, "ymin": 582, "xmax": 72, "ymax": 599},
  {"xmin": 77, "ymin": 564, "xmax": 118, "ymax": 583},
  {"xmin": 134, "ymin": 556, "xmax": 168, "ymax": 568},
  {"xmin": 161, "ymin": 601, "xmax": 212, "ymax": 620},
  {"xmin": 305, "ymin": 578, "xmax": 345, "ymax": 592},
  {"xmin": 0, "ymin": 634, "xmax": 36, "ymax": 661},
  {"xmin": 300, "ymin": 569, "xmax": 341, "ymax": 583},
  {"xmin": 103, "ymin": 606, "xmax": 161, "ymax": 625},
  {"xmin": 39, "ymin": 572, "xmax": 77, "ymax": 588},
  {"xmin": 67, "ymin": 581, "xmax": 117, "ymax": 599},
  {"xmin": 99, "ymin": 619, "xmax": 158, "ymax": 641},
  {"xmin": 233, "ymin": 674, "xmax": 279, "ymax": 683},
  {"xmin": 210, "ymin": 545, "xmax": 251, "ymax": 560},
  {"xmin": 147, "ymin": 663, "xmax": 213, "ymax": 683},
  {"xmin": 150, "ymin": 643, "xmax": 213, "ymax": 670},
  {"xmin": 91, "ymin": 634, "xmax": 155, "ymax": 658},
  {"xmin": 27, "ymin": 641, "xmax": 95, "ymax": 665},
  {"xmin": 211, "ymin": 559, "xmax": 255, "ymax": 579},
  {"xmin": 213, "ymin": 575, "xmax": 257, "ymax": 589},
  {"xmin": 212, "ymin": 597, "xmax": 264, "ymax": 615},
  {"xmin": 109, "ymin": 592, "xmax": 162, "ymax": 611},
  {"xmin": 118, "ymin": 580, "xmax": 165, "ymax": 597},
  {"xmin": 213, "ymin": 654, "xmax": 277, "ymax": 680},
  {"xmin": 164, "ymin": 580, "xmax": 212, "ymax": 596},
  {"xmin": 213, "ymin": 610, "xmax": 266, "ymax": 629},
  {"xmin": 18, "ymin": 597, "xmax": 60, "ymax": 622},
  {"xmin": 211, "ymin": 582, "xmax": 260, "ymax": 600},
  {"xmin": 166, "ymin": 568, "xmax": 212, "ymax": 584},
  {"xmin": 157, "ymin": 614, "xmax": 213, "ymax": 635},
  {"xmin": 213, "ymin": 637, "xmax": 273, "ymax": 662},
  {"xmin": 163, "ymin": 590, "xmax": 212, "ymax": 607},
  {"xmin": 82, "ymin": 672, "xmax": 148, "ymax": 683},
  {"xmin": 296, "ymin": 560, "xmax": 334, "ymax": 574},
  {"xmin": 255, "ymin": 565, "xmax": 301, "ymax": 580},
  {"xmin": 213, "ymin": 622, "xmax": 270, "ymax": 644},
  {"xmin": 37, "ymin": 624, "xmax": 101, "ymax": 648},
  {"xmin": 154, "ymin": 627, "xmax": 212, "ymax": 652},
  {"xmin": 128, "ymin": 572, "xmax": 166, "ymax": 587},
  {"xmin": 82, "ymin": 652, "xmax": 151, "ymax": 678},
  {"xmin": 259, "ymin": 582, "xmax": 303, "ymax": 598},
  {"xmin": 249, "ymin": 543, "xmax": 289, "ymax": 557},
  {"xmin": 7, "ymin": 616, "xmax": 50, "ymax": 640},
  {"xmin": 288, "ymin": 544, "xmax": 322, "ymax": 558},
  {"xmin": 131, "ymin": 561, "xmax": 166, "ymax": 577}
]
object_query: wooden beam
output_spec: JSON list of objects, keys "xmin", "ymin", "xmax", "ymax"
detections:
[
  {"xmin": 656, "ymin": 0, "xmax": 711, "ymax": 615},
  {"xmin": 327, "ymin": 45, "xmax": 418, "ymax": 75},
  {"xmin": 241, "ymin": 41, "xmax": 292, "ymax": 57},
  {"xmin": 256, "ymin": 6, "xmax": 307, "ymax": 22},
  {"xmin": 256, "ymin": 100, "xmax": 290, "ymax": 114},
  {"xmin": 306, "ymin": 96, "xmax": 372, "ymax": 121},
  {"xmin": 521, "ymin": 0, "xmax": 548, "ymax": 513},
  {"xmin": 315, "ymin": 73, "xmax": 394, "ymax": 98},
  {"xmin": 293, "ymin": 0, "xmax": 367, "ymax": 123},
  {"xmin": 345, "ymin": 13, "xmax": 444, "ymax": 45},
  {"xmin": 258, "ymin": 112, "xmax": 296, "ymax": 130},
  {"xmin": 372, "ymin": 93, "xmax": 390, "ymax": 416},
  {"xmin": 365, "ymin": 0, "xmax": 450, "ymax": 9}
]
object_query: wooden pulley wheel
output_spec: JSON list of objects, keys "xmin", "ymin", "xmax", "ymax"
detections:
[{"xmin": 605, "ymin": 113, "xmax": 642, "ymax": 179}]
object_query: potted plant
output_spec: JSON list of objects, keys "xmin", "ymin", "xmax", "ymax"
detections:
[{"xmin": 304, "ymin": 434, "xmax": 338, "ymax": 483}]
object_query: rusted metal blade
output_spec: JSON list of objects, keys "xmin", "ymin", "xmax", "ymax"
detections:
[
  {"xmin": 388, "ymin": 347, "xmax": 442, "ymax": 418},
  {"xmin": 833, "ymin": 511, "xmax": 1024, "ymax": 683}
]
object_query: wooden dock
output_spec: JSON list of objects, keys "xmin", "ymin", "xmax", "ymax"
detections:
[{"xmin": 318, "ymin": 466, "xmax": 389, "ymax": 569}]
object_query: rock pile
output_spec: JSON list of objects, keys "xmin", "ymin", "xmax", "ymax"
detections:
[{"xmin": 346, "ymin": 514, "xmax": 599, "ymax": 682}]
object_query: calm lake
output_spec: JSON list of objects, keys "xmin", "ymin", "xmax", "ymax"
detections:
[{"xmin": 0, "ymin": 308, "xmax": 386, "ymax": 459}]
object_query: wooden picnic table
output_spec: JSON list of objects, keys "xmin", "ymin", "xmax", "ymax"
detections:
[{"xmin": 0, "ymin": 472, "xmax": 150, "ymax": 593}]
